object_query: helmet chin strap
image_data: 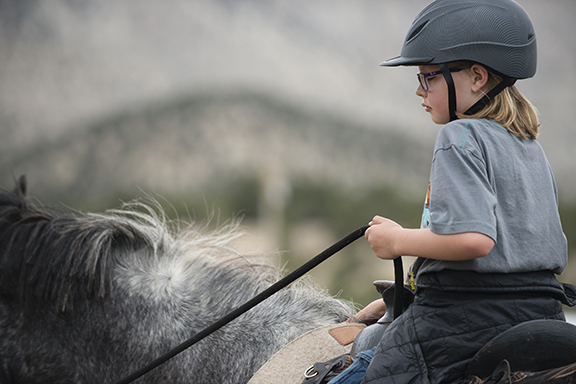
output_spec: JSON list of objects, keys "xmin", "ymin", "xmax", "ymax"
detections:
[
  {"xmin": 464, "ymin": 76, "xmax": 517, "ymax": 115},
  {"xmin": 439, "ymin": 63, "xmax": 517, "ymax": 122},
  {"xmin": 439, "ymin": 63, "xmax": 458, "ymax": 122}
]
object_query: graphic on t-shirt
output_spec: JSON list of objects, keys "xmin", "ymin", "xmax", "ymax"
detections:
[
  {"xmin": 421, "ymin": 181, "xmax": 431, "ymax": 229},
  {"xmin": 407, "ymin": 181, "xmax": 432, "ymax": 292}
]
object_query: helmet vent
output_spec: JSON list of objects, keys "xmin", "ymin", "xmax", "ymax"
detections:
[{"xmin": 407, "ymin": 20, "xmax": 428, "ymax": 42}]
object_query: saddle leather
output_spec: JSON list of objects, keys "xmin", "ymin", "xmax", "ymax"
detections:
[
  {"xmin": 302, "ymin": 355, "xmax": 352, "ymax": 384},
  {"xmin": 483, "ymin": 360, "xmax": 512, "ymax": 384},
  {"xmin": 248, "ymin": 323, "xmax": 365, "ymax": 384},
  {"xmin": 461, "ymin": 360, "xmax": 576, "ymax": 384},
  {"xmin": 328, "ymin": 325, "xmax": 364, "ymax": 346},
  {"xmin": 466, "ymin": 320, "xmax": 576, "ymax": 379}
]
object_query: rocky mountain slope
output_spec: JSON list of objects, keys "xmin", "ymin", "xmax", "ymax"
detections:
[
  {"xmin": 2, "ymin": 91, "xmax": 432, "ymax": 205},
  {"xmin": 1, "ymin": 0, "xmax": 574, "ymax": 203}
]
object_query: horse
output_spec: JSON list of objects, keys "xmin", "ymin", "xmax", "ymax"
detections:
[
  {"xmin": 0, "ymin": 176, "xmax": 355, "ymax": 383},
  {"xmin": 3, "ymin": 177, "xmax": 576, "ymax": 384}
]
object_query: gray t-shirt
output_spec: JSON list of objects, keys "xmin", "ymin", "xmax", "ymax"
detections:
[{"xmin": 418, "ymin": 119, "xmax": 567, "ymax": 276}]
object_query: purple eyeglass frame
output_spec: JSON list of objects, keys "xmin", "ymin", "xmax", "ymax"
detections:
[{"xmin": 417, "ymin": 67, "xmax": 467, "ymax": 91}]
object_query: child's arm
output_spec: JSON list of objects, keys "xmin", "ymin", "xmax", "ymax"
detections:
[
  {"xmin": 365, "ymin": 215, "xmax": 494, "ymax": 261},
  {"xmin": 345, "ymin": 298, "xmax": 387, "ymax": 325}
]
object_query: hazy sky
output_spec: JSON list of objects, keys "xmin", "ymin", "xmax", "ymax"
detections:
[{"xmin": 1, "ymin": 0, "xmax": 574, "ymax": 196}]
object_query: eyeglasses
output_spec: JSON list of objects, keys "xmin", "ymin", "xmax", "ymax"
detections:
[{"xmin": 417, "ymin": 67, "xmax": 467, "ymax": 91}]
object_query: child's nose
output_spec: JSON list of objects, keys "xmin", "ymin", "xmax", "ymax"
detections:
[{"xmin": 415, "ymin": 84, "xmax": 426, "ymax": 97}]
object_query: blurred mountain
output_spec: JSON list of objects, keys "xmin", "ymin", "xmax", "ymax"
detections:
[
  {"xmin": 1, "ymin": 91, "xmax": 431, "ymax": 205},
  {"xmin": 1, "ymin": 0, "xmax": 575, "ymax": 304},
  {"xmin": 0, "ymin": 0, "xmax": 575, "ymax": 201}
]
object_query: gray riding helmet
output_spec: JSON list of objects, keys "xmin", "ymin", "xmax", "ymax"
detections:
[{"xmin": 381, "ymin": 0, "xmax": 537, "ymax": 120}]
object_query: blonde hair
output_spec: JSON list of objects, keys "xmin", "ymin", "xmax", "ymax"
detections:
[{"xmin": 457, "ymin": 67, "xmax": 540, "ymax": 140}]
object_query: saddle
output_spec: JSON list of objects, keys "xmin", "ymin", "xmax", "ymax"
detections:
[
  {"xmin": 462, "ymin": 319, "xmax": 576, "ymax": 384},
  {"xmin": 249, "ymin": 281, "xmax": 576, "ymax": 384},
  {"xmin": 462, "ymin": 359, "xmax": 576, "ymax": 383},
  {"xmin": 247, "ymin": 323, "xmax": 365, "ymax": 384}
]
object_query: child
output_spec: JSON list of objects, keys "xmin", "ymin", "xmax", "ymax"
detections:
[{"xmin": 358, "ymin": 0, "xmax": 575, "ymax": 383}]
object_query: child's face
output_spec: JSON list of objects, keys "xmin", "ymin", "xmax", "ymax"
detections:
[{"xmin": 415, "ymin": 64, "xmax": 481, "ymax": 125}]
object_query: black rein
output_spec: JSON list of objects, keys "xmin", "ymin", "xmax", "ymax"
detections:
[{"xmin": 114, "ymin": 225, "xmax": 370, "ymax": 384}]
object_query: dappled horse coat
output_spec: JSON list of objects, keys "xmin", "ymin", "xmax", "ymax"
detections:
[{"xmin": 0, "ymin": 177, "xmax": 354, "ymax": 383}]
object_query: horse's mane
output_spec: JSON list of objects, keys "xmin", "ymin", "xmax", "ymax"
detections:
[
  {"xmin": 0, "ymin": 176, "xmax": 263, "ymax": 313},
  {"xmin": 0, "ymin": 177, "xmax": 355, "ymax": 383},
  {"xmin": 0, "ymin": 177, "xmax": 145, "ymax": 311}
]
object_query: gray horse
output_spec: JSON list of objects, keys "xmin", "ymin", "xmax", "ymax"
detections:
[{"xmin": 0, "ymin": 177, "xmax": 354, "ymax": 383}]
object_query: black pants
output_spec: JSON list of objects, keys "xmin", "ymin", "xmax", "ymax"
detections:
[{"xmin": 362, "ymin": 289, "xmax": 565, "ymax": 384}]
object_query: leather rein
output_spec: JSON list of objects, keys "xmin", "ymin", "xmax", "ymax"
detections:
[{"xmin": 114, "ymin": 225, "xmax": 373, "ymax": 384}]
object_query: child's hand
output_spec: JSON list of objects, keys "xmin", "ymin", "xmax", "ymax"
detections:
[{"xmin": 365, "ymin": 215, "xmax": 403, "ymax": 260}]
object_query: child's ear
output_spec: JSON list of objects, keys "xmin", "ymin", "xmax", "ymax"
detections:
[{"xmin": 470, "ymin": 64, "xmax": 489, "ymax": 92}]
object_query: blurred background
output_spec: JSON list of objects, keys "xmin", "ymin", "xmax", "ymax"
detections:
[{"xmin": 1, "ymin": 0, "xmax": 575, "ymax": 308}]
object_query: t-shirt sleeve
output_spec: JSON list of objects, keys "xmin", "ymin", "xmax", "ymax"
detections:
[{"xmin": 429, "ymin": 140, "xmax": 498, "ymax": 241}]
